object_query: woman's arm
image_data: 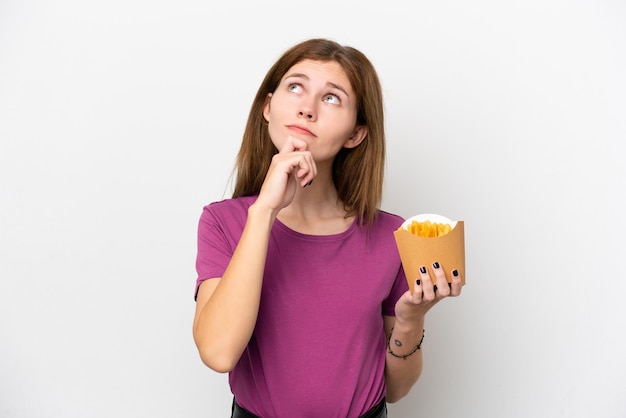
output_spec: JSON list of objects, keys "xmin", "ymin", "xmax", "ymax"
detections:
[
  {"xmin": 192, "ymin": 136, "xmax": 317, "ymax": 373},
  {"xmin": 193, "ymin": 204, "xmax": 276, "ymax": 373},
  {"xmin": 384, "ymin": 262, "xmax": 463, "ymax": 402},
  {"xmin": 383, "ymin": 315, "xmax": 424, "ymax": 403}
]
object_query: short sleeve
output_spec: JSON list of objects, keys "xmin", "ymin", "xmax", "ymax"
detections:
[
  {"xmin": 194, "ymin": 205, "xmax": 235, "ymax": 300},
  {"xmin": 381, "ymin": 265, "xmax": 408, "ymax": 316}
]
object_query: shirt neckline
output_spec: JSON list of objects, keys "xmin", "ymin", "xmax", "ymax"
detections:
[{"xmin": 273, "ymin": 216, "xmax": 359, "ymax": 241}]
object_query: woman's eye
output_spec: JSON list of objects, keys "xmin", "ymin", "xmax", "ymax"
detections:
[
  {"xmin": 288, "ymin": 83, "xmax": 302, "ymax": 93},
  {"xmin": 323, "ymin": 94, "xmax": 340, "ymax": 105}
]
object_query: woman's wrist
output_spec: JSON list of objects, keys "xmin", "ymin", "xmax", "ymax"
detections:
[
  {"xmin": 248, "ymin": 202, "xmax": 279, "ymax": 224},
  {"xmin": 387, "ymin": 317, "xmax": 425, "ymax": 359},
  {"xmin": 392, "ymin": 314, "xmax": 425, "ymax": 334},
  {"xmin": 387, "ymin": 327, "xmax": 425, "ymax": 359}
]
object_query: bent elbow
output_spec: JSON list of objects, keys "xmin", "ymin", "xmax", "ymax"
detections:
[
  {"xmin": 193, "ymin": 321, "xmax": 250, "ymax": 374},
  {"xmin": 385, "ymin": 377, "xmax": 418, "ymax": 403},
  {"xmin": 197, "ymin": 346, "xmax": 241, "ymax": 374},
  {"xmin": 385, "ymin": 390, "xmax": 408, "ymax": 404},
  {"xmin": 201, "ymin": 356, "xmax": 235, "ymax": 374}
]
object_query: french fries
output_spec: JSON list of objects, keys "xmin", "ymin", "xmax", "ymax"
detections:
[
  {"xmin": 402, "ymin": 220, "xmax": 452, "ymax": 237},
  {"xmin": 394, "ymin": 214, "xmax": 466, "ymax": 288}
]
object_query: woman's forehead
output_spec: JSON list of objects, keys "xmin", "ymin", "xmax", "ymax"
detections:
[{"xmin": 282, "ymin": 60, "xmax": 353, "ymax": 91}]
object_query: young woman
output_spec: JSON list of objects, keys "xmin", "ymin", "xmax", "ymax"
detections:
[{"xmin": 193, "ymin": 38, "xmax": 463, "ymax": 418}]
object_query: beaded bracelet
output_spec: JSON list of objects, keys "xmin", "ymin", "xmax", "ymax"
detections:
[{"xmin": 387, "ymin": 327, "xmax": 425, "ymax": 359}]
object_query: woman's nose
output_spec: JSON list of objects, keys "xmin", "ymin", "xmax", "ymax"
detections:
[
  {"xmin": 298, "ymin": 110, "xmax": 314, "ymax": 119},
  {"xmin": 297, "ymin": 100, "xmax": 316, "ymax": 121}
]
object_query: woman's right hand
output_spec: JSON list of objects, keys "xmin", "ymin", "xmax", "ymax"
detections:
[{"xmin": 255, "ymin": 136, "xmax": 317, "ymax": 214}]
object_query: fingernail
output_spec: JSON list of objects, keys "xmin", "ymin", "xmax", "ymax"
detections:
[
  {"xmin": 433, "ymin": 285, "xmax": 438, "ymax": 292},
  {"xmin": 304, "ymin": 180, "xmax": 313, "ymax": 187},
  {"xmin": 419, "ymin": 266, "xmax": 427, "ymax": 274},
  {"xmin": 433, "ymin": 262, "xmax": 440, "ymax": 269},
  {"xmin": 415, "ymin": 279, "xmax": 421, "ymax": 285},
  {"xmin": 452, "ymin": 269, "xmax": 459, "ymax": 277}
]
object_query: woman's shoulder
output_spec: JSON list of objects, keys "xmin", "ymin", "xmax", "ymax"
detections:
[
  {"xmin": 361, "ymin": 209, "xmax": 405, "ymax": 237},
  {"xmin": 205, "ymin": 195, "xmax": 257, "ymax": 210},
  {"xmin": 202, "ymin": 195, "xmax": 258, "ymax": 221},
  {"xmin": 374, "ymin": 209, "xmax": 405, "ymax": 229}
]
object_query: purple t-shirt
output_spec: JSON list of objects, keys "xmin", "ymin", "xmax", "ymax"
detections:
[{"xmin": 195, "ymin": 195, "xmax": 408, "ymax": 418}]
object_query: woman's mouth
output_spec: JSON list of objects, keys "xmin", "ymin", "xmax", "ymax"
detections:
[{"xmin": 287, "ymin": 125, "xmax": 315, "ymax": 137}]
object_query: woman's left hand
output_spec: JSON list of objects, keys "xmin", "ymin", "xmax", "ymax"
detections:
[{"xmin": 394, "ymin": 262, "xmax": 463, "ymax": 324}]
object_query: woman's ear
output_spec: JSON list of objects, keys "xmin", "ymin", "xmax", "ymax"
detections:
[
  {"xmin": 343, "ymin": 126, "xmax": 368, "ymax": 149},
  {"xmin": 263, "ymin": 93, "xmax": 272, "ymax": 122}
]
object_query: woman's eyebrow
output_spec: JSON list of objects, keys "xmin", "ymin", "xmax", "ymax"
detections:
[
  {"xmin": 284, "ymin": 73, "xmax": 349, "ymax": 97},
  {"xmin": 327, "ymin": 82, "xmax": 349, "ymax": 97},
  {"xmin": 284, "ymin": 72, "xmax": 308, "ymax": 81}
]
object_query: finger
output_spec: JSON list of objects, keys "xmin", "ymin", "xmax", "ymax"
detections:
[
  {"xmin": 419, "ymin": 265, "xmax": 436, "ymax": 303},
  {"xmin": 297, "ymin": 155, "xmax": 317, "ymax": 187},
  {"xmin": 275, "ymin": 153, "xmax": 308, "ymax": 178},
  {"xmin": 449, "ymin": 268, "xmax": 463, "ymax": 296},
  {"xmin": 274, "ymin": 136, "xmax": 317, "ymax": 187},
  {"xmin": 280, "ymin": 135, "xmax": 308, "ymax": 154},
  {"xmin": 410, "ymin": 278, "xmax": 423, "ymax": 304},
  {"xmin": 272, "ymin": 150, "xmax": 312, "ymax": 181},
  {"xmin": 296, "ymin": 162, "xmax": 313, "ymax": 187},
  {"xmin": 295, "ymin": 158, "xmax": 313, "ymax": 180},
  {"xmin": 431, "ymin": 261, "xmax": 450, "ymax": 298}
]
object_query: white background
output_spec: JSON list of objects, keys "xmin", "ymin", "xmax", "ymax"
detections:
[{"xmin": 1, "ymin": 1, "xmax": 625, "ymax": 417}]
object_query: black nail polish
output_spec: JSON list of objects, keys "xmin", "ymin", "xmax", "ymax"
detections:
[
  {"xmin": 452, "ymin": 269, "xmax": 459, "ymax": 277},
  {"xmin": 433, "ymin": 285, "xmax": 438, "ymax": 292},
  {"xmin": 419, "ymin": 266, "xmax": 427, "ymax": 274},
  {"xmin": 415, "ymin": 279, "xmax": 421, "ymax": 285},
  {"xmin": 433, "ymin": 262, "xmax": 440, "ymax": 269}
]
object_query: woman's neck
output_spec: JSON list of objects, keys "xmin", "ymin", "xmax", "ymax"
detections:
[{"xmin": 276, "ymin": 169, "xmax": 353, "ymax": 235}]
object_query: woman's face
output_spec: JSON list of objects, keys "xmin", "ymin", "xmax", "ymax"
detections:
[{"xmin": 263, "ymin": 59, "xmax": 366, "ymax": 162}]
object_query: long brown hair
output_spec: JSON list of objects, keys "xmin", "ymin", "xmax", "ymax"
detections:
[{"xmin": 232, "ymin": 38, "xmax": 385, "ymax": 227}]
